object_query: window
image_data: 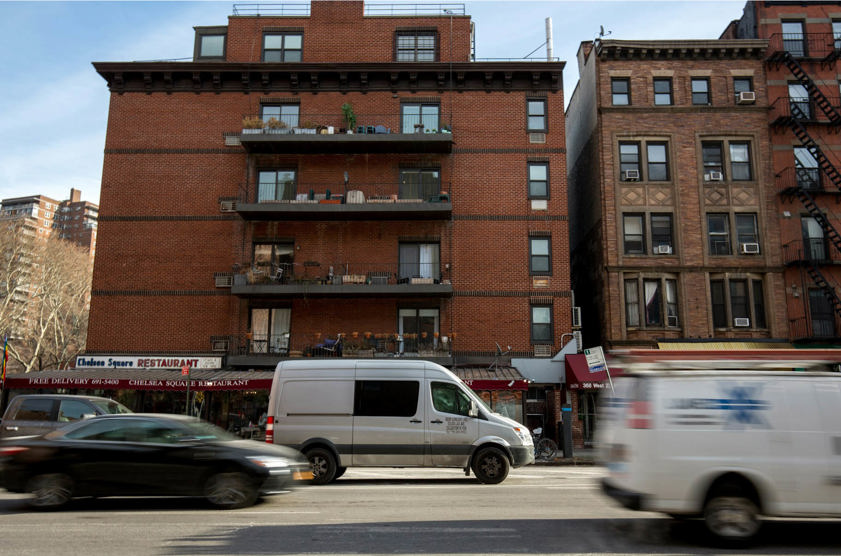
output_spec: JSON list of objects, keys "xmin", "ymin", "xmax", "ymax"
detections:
[
  {"xmin": 431, "ymin": 382, "xmax": 472, "ymax": 416},
  {"xmin": 782, "ymin": 21, "xmax": 806, "ymax": 57},
  {"xmin": 647, "ymin": 143, "xmax": 669, "ymax": 181},
  {"xmin": 14, "ymin": 398, "xmax": 54, "ymax": 421},
  {"xmin": 611, "ymin": 78, "xmax": 630, "ymax": 105},
  {"xmin": 730, "ymin": 142, "xmax": 752, "ymax": 180},
  {"xmin": 734, "ymin": 77, "xmax": 753, "ymax": 101},
  {"xmin": 789, "ymin": 82, "xmax": 810, "ymax": 119},
  {"xmin": 399, "ymin": 168, "xmax": 440, "ymax": 200},
  {"xmin": 834, "ymin": 20, "xmax": 841, "ymax": 50},
  {"xmin": 710, "ymin": 276, "xmax": 766, "ymax": 329},
  {"xmin": 691, "ymin": 78, "xmax": 710, "ymax": 105},
  {"xmin": 396, "ymin": 31, "xmax": 436, "ymax": 61},
  {"xmin": 355, "ymin": 380, "xmax": 419, "ymax": 417},
  {"xmin": 529, "ymin": 236, "xmax": 551, "ymax": 275},
  {"xmin": 707, "ymin": 213, "xmax": 731, "ymax": 255},
  {"xmin": 794, "ymin": 146, "xmax": 820, "ymax": 190},
  {"xmin": 194, "ymin": 28, "xmax": 227, "ymax": 60},
  {"xmin": 399, "ymin": 242, "xmax": 440, "ymax": 280},
  {"xmin": 651, "ymin": 214, "xmax": 674, "ymax": 253},
  {"xmin": 624, "ymin": 276, "xmax": 679, "ymax": 328},
  {"xmin": 263, "ymin": 32, "xmax": 302, "ymax": 62},
  {"xmin": 623, "ymin": 214, "xmax": 644, "ymax": 254},
  {"xmin": 252, "ymin": 242, "xmax": 294, "ymax": 275},
  {"xmin": 528, "ymin": 162, "xmax": 549, "ymax": 199},
  {"xmin": 809, "ymin": 289, "xmax": 836, "ymax": 337},
  {"xmin": 619, "ymin": 142, "xmax": 640, "ymax": 180},
  {"xmin": 702, "ymin": 141, "xmax": 724, "ymax": 179},
  {"xmin": 653, "ymin": 78, "xmax": 673, "ymax": 105},
  {"xmin": 527, "ymin": 99, "xmax": 547, "ymax": 131},
  {"xmin": 257, "ymin": 169, "xmax": 296, "ymax": 202},
  {"xmin": 58, "ymin": 400, "xmax": 95, "ymax": 422},
  {"xmin": 530, "ymin": 305, "xmax": 553, "ymax": 343},
  {"xmin": 735, "ymin": 214, "xmax": 759, "ymax": 250},
  {"xmin": 802, "ymin": 217, "xmax": 828, "ymax": 261},
  {"xmin": 250, "ymin": 307, "xmax": 290, "ymax": 354},
  {"xmin": 402, "ymin": 103, "xmax": 439, "ymax": 133},
  {"xmin": 260, "ymin": 104, "xmax": 299, "ymax": 128},
  {"xmin": 398, "ymin": 308, "xmax": 439, "ymax": 353}
]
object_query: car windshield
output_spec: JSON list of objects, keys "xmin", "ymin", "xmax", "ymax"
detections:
[{"xmin": 88, "ymin": 399, "xmax": 132, "ymax": 414}]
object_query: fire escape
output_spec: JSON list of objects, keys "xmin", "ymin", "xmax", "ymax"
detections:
[{"xmin": 769, "ymin": 32, "xmax": 841, "ymax": 336}]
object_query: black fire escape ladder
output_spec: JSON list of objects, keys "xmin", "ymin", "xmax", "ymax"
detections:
[
  {"xmin": 788, "ymin": 104, "xmax": 841, "ymax": 192},
  {"xmin": 804, "ymin": 262, "xmax": 841, "ymax": 321},
  {"xmin": 781, "ymin": 51, "xmax": 841, "ymax": 125},
  {"xmin": 795, "ymin": 189, "xmax": 841, "ymax": 255}
]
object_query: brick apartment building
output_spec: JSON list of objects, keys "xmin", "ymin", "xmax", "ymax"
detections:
[
  {"xmin": 721, "ymin": 1, "xmax": 841, "ymax": 345},
  {"xmin": 83, "ymin": 1, "xmax": 571, "ymax": 433},
  {"xmin": 0, "ymin": 188, "xmax": 98, "ymax": 259}
]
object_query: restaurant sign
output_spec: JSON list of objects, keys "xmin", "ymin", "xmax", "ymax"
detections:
[{"xmin": 75, "ymin": 355, "xmax": 222, "ymax": 370}]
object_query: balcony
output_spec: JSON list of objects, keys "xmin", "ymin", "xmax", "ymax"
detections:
[
  {"xmin": 215, "ymin": 332, "xmax": 454, "ymax": 367},
  {"xmin": 776, "ymin": 166, "xmax": 829, "ymax": 195},
  {"xmin": 238, "ymin": 113, "xmax": 453, "ymax": 154},
  {"xmin": 767, "ymin": 33, "xmax": 840, "ymax": 61},
  {"xmin": 783, "ymin": 239, "xmax": 841, "ymax": 266},
  {"xmin": 770, "ymin": 96, "xmax": 841, "ymax": 127},
  {"xmin": 229, "ymin": 261, "xmax": 453, "ymax": 298},
  {"xmin": 235, "ymin": 182, "xmax": 452, "ymax": 220}
]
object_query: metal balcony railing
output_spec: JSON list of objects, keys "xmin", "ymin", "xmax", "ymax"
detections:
[
  {"xmin": 234, "ymin": 261, "xmax": 446, "ymax": 286},
  {"xmin": 768, "ymin": 33, "xmax": 840, "ymax": 59},
  {"xmin": 241, "ymin": 180, "xmax": 451, "ymax": 205},
  {"xmin": 783, "ymin": 239, "xmax": 841, "ymax": 265},
  {"xmin": 214, "ymin": 331, "xmax": 453, "ymax": 358},
  {"xmin": 771, "ymin": 96, "xmax": 841, "ymax": 124},
  {"xmin": 776, "ymin": 166, "xmax": 823, "ymax": 195},
  {"xmin": 242, "ymin": 112, "xmax": 453, "ymax": 135}
]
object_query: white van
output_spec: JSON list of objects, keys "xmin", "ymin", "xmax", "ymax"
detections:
[
  {"xmin": 266, "ymin": 359, "xmax": 534, "ymax": 484},
  {"xmin": 598, "ymin": 361, "xmax": 841, "ymax": 544}
]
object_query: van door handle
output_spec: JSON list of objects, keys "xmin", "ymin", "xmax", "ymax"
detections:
[
  {"xmin": 410, "ymin": 419, "xmax": 422, "ymax": 423},
  {"xmin": 4, "ymin": 426, "xmax": 18, "ymax": 431},
  {"xmin": 430, "ymin": 420, "xmax": 443, "ymax": 424}
]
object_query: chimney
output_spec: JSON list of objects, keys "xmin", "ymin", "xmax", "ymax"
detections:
[{"xmin": 70, "ymin": 188, "xmax": 82, "ymax": 203}]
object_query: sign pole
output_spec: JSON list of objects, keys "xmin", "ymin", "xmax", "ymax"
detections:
[{"xmin": 182, "ymin": 365, "xmax": 191, "ymax": 415}]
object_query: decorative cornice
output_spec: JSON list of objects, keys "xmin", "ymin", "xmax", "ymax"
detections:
[
  {"xmin": 92, "ymin": 61, "xmax": 564, "ymax": 95},
  {"xmin": 595, "ymin": 39, "xmax": 769, "ymax": 61}
]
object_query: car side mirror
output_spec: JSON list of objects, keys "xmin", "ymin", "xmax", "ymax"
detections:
[
  {"xmin": 81, "ymin": 414, "xmax": 96, "ymax": 420},
  {"xmin": 469, "ymin": 401, "xmax": 479, "ymax": 418}
]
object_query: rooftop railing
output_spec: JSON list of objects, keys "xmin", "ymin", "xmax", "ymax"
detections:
[
  {"xmin": 231, "ymin": 3, "xmax": 465, "ymax": 17},
  {"xmin": 242, "ymin": 112, "xmax": 452, "ymax": 135}
]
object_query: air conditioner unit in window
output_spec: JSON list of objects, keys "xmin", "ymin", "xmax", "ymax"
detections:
[
  {"xmin": 214, "ymin": 273, "xmax": 233, "ymax": 288},
  {"xmin": 707, "ymin": 171, "xmax": 724, "ymax": 181},
  {"xmin": 740, "ymin": 242, "xmax": 760, "ymax": 254},
  {"xmin": 211, "ymin": 339, "xmax": 230, "ymax": 352},
  {"xmin": 737, "ymin": 91, "xmax": 756, "ymax": 105},
  {"xmin": 667, "ymin": 315, "xmax": 679, "ymax": 327},
  {"xmin": 622, "ymin": 169, "xmax": 640, "ymax": 181},
  {"xmin": 572, "ymin": 306, "xmax": 582, "ymax": 328},
  {"xmin": 220, "ymin": 200, "xmax": 236, "ymax": 212},
  {"xmin": 533, "ymin": 344, "xmax": 553, "ymax": 357},
  {"xmin": 734, "ymin": 317, "xmax": 751, "ymax": 327},
  {"xmin": 655, "ymin": 244, "xmax": 673, "ymax": 255}
]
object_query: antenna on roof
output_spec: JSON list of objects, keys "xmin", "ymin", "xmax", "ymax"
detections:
[
  {"xmin": 598, "ymin": 25, "xmax": 612, "ymax": 39},
  {"xmin": 489, "ymin": 342, "xmax": 511, "ymax": 372}
]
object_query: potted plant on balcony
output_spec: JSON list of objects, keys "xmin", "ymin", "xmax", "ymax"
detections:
[
  {"xmin": 266, "ymin": 117, "xmax": 289, "ymax": 134},
  {"xmin": 341, "ymin": 103, "xmax": 356, "ymax": 134},
  {"xmin": 242, "ymin": 116, "xmax": 264, "ymax": 134}
]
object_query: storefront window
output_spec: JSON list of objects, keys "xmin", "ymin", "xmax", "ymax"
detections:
[{"xmin": 477, "ymin": 390, "xmax": 524, "ymax": 424}]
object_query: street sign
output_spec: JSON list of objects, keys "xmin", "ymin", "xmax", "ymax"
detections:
[
  {"xmin": 181, "ymin": 366, "xmax": 190, "ymax": 376},
  {"xmin": 584, "ymin": 346, "xmax": 607, "ymax": 373}
]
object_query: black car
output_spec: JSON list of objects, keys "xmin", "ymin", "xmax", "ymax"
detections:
[{"xmin": 0, "ymin": 413, "xmax": 311, "ymax": 509}]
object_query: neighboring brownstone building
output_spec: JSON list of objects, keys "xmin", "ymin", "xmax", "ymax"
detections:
[
  {"xmin": 85, "ymin": 1, "xmax": 570, "ymax": 428},
  {"xmin": 723, "ymin": 1, "xmax": 841, "ymax": 345}
]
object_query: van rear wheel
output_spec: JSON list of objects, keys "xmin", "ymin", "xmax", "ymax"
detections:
[
  {"xmin": 703, "ymin": 495, "xmax": 761, "ymax": 544},
  {"xmin": 306, "ymin": 447, "xmax": 337, "ymax": 485},
  {"xmin": 472, "ymin": 447, "xmax": 509, "ymax": 484}
]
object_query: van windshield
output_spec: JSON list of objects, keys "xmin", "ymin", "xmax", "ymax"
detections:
[{"xmin": 89, "ymin": 399, "xmax": 133, "ymax": 415}]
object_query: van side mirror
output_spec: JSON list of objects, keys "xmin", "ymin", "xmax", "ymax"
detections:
[
  {"xmin": 81, "ymin": 413, "xmax": 96, "ymax": 420},
  {"xmin": 469, "ymin": 401, "xmax": 479, "ymax": 418}
]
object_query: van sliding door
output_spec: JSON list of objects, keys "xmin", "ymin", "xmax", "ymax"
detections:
[{"xmin": 352, "ymin": 378, "xmax": 425, "ymax": 466}]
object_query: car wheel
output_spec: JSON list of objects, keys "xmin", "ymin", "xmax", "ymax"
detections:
[
  {"xmin": 703, "ymin": 495, "xmax": 761, "ymax": 544},
  {"xmin": 472, "ymin": 447, "xmax": 509, "ymax": 484},
  {"xmin": 205, "ymin": 472, "xmax": 258, "ymax": 509},
  {"xmin": 27, "ymin": 473, "xmax": 73, "ymax": 509},
  {"xmin": 306, "ymin": 447, "xmax": 337, "ymax": 485}
]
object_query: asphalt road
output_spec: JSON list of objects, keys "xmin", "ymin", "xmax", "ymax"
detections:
[{"xmin": 0, "ymin": 465, "xmax": 839, "ymax": 555}]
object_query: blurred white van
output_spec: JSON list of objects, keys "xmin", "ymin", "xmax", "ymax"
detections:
[
  {"xmin": 266, "ymin": 359, "xmax": 534, "ymax": 484},
  {"xmin": 598, "ymin": 357, "xmax": 841, "ymax": 544}
]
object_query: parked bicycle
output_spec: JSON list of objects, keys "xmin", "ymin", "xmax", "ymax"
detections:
[{"xmin": 532, "ymin": 427, "xmax": 558, "ymax": 461}]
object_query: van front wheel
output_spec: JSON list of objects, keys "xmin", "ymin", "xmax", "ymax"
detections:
[
  {"xmin": 472, "ymin": 447, "xmax": 509, "ymax": 484},
  {"xmin": 306, "ymin": 447, "xmax": 337, "ymax": 485},
  {"xmin": 703, "ymin": 495, "xmax": 761, "ymax": 544}
]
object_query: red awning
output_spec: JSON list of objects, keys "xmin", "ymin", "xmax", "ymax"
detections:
[
  {"xmin": 2, "ymin": 369, "xmax": 274, "ymax": 392},
  {"xmin": 565, "ymin": 353, "xmax": 615, "ymax": 390}
]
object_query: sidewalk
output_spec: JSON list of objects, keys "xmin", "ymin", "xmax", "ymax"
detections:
[{"xmin": 533, "ymin": 447, "xmax": 598, "ymax": 466}]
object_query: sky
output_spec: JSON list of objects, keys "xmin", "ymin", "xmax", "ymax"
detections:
[{"xmin": 0, "ymin": 0, "xmax": 748, "ymax": 205}]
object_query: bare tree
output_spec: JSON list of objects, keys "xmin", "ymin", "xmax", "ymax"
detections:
[{"xmin": 0, "ymin": 221, "xmax": 92, "ymax": 372}]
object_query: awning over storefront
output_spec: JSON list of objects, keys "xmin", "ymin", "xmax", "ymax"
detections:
[
  {"xmin": 656, "ymin": 342, "xmax": 793, "ymax": 350},
  {"xmin": 452, "ymin": 366, "xmax": 530, "ymax": 390},
  {"xmin": 3, "ymin": 368, "xmax": 275, "ymax": 391},
  {"xmin": 565, "ymin": 353, "xmax": 615, "ymax": 390}
]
